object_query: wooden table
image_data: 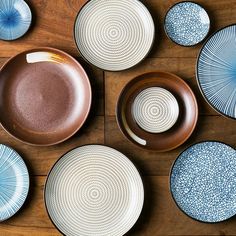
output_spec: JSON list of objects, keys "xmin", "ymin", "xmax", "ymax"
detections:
[{"xmin": 0, "ymin": 0, "xmax": 235, "ymax": 235}]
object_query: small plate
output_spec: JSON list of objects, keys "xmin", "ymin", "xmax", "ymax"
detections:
[
  {"xmin": 170, "ymin": 141, "xmax": 236, "ymax": 223},
  {"xmin": 74, "ymin": 0, "xmax": 155, "ymax": 71},
  {"xmin": 0, "ymin": 0, "xmax": 32, "ymax": 41},
  {"xmin": 197, "ymin": 24, "xmax": 236, "ymax": 120},
  {"xmin": 0, "ymin": 144, "xmax": 29, "ymax": 221},
  {"xmin": 116, "ymin": 72, "xmax": 198, "ymax": 152},
  {"xmin": 0, "ymin": 48, "xmax": 91, "ymax": 146},
  {"xmin": 45, "ymin": 145, "xmax": 144, "ymax": 236},
  {"xmin": 164, "ymin": 1, "xmax": 210, "ymax": 46}
]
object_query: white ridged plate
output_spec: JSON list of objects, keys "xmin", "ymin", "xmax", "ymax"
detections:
[
  {"xmin": 132, "ymin": 87, "xmax": 179, "ymax": 133},
  {"xmin": 74, "ymin": 0, "xmax": 155, "ymax": 71},
  {"xmin": 45, "ymin": 145, "xmax": 144, "ymax": 236}
]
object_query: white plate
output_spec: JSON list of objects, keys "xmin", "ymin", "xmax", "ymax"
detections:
[
  {"xmin": 74, "ymin": 0, "xmax": 155, "ymax": 71},
  {"xmin": 45, "ymin": 145, "xmax": 144, "ymax": 236}
]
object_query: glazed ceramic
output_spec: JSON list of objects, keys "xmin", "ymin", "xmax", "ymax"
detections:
[
  {"xmin": 45, "ymin": 145, "xmax": 144, "ymax": 236},
  {"xmin": 74, "ymin": 0, "xmax": 155, "ymax": 71},
  {"xmin": 0, "ymin": 0, "xmax": 32, "ymax": 40},
  {"xmin": 116, "ymin": 72, "xmax": 198, "ymax": 152},
  {"xmin": 132, "ymin": 87, "xmax": 179, "ymax": 133},
  {"xmin": 170, "ymin": 141, "xmax": 236, "ymax": 223},
  {"xmin": 197, "ymin": 24, "xmax": 236, "ymax": 119},
  {"xmin": 0, "ymin": 48, "xmax": 92, "ymax": 146},
  {"xmin": 164, "ymin": 1, "xmax": 210, "ymax": 46},
  {"xmin": 0, "ymin": 144, "xmax": 29, "ymax": 221}
]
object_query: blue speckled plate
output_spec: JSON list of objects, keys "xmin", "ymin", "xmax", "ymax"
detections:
[
  {"xmin": 164, "ymin": 1, "xmax": 210, "ymax": 46},
  {"xmin": 197, "ymin": 24, "xmax": 236, "ymax": 120},
  {"xmin": 0, "ymin": 0, "xmax": 32, "ymax": 40},
  {"xmin": 170, "ymin": 141, "xmax": 236, "ymax": 223},
  {"xmin": 0, "ymin": 144, "xmax": 29, "ymax": 221}
]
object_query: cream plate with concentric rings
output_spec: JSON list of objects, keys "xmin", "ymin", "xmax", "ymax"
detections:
[
  {"xmin": 132, "ymin": 87, "xmax": 179, "ymax": 133},
  {"xmin": 45, "ymin": 145, "xmax": 144, "ymax": 236},
  {"xmin": 74, "ymin": 0, "xmax": 155, "ymax": 71}
]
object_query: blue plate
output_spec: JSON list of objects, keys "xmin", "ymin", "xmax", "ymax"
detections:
[
  {"xmin": 197, "ymin": 25, "xmax": 236, "ymax": 119},
  {"xmin": 0, "ymin": 0, "xmax": 32, "ymax": 40},
  {"xmin": 164, "ymin": 1, "xmax": 210, "ymax": 46},
  {"xmin": 170, "ymin": 141, "xmax": 236, "ymax": 223},
  {"xmin": 0, "ymin": 144, "xmax": 29, "ymax": 221}
]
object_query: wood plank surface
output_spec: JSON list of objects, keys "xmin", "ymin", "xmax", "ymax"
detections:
[{"xmin": 0, "ymin": 0, "xmax": 235, "ymax": 235}]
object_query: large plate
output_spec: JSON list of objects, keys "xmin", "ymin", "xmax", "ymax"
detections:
[
  {"xmin": 197, "ymin": 24, "xmax": 236, "ymax": 119},
  {"xmin": 74, "ymin": 0, "xmax": 155, "ymax": 71},
  {"xmin": 44, "ymin": 145, "xmax": 144, "ymax": 236},
  {"xmin": 0, "ymin": 144, "xmax": 29, "ymax": 221},
  {"xmin": 170, "ymin": 141, "xmax": 236, "ymax": 223},
  {"xmin": 0, "ymin": 48, "xmax": 91, "ymax": 146}
]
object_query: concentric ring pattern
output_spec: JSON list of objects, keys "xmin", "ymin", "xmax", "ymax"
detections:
[
  {"xmin": 171, "ymin": 142, "xmax": 236, "ymax": 222},
  {"xmin": 0, "ymin": 0, "xmax": 32, "ymax": 40},
  {"xmin": 0, "ymin": 144, "xmax": 29, "ymax": 221},
  {"xmin": 132, "ymin": 87, "xmax": 179, "ymax": 133},
  {"xmin": 74, "ymin": 0, "xmax": 155, "ymax": 71},
  {"xmin": 45, "ymin": 145, "xmax": 144, "ymax": 236},
  {"xmin": 197, "ymin": 25, "xmax": 236, "ymax": 119}
]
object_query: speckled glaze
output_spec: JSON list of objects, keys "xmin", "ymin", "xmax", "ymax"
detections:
[
  {"xmin": 171, "ymin": 141, "xmax": 236, "ymax": 223},
  {"xmin": 0, "ymin": 0, "xmax": 32, "ymax": 40},
  {"xmin": 164, "ymin": 1, "xmax": 210, "ymax": 46}
]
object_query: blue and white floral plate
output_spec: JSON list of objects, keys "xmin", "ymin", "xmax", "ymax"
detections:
[
  {"xmin": 170, "ymin": 141, "xmax": 236, "ymax": 223},
  {"xmin": 164, "ymin": 1, "xmax": 210, "ymax": 46},
  {"xmin": 197, "ymin": 24, "xmax": 236, "ymax": 119},
  {"xmin": 0, "ymin": 144, "xmax": 29, "ymax": 221},
  {"xmin": 0, "ymin": 0, "xmax": 32, "ymax": 40}
]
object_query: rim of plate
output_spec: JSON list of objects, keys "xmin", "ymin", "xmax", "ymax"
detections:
[
  {"xmin": 164, "ymin": 1, "xmax": 211, "ymax": 47},
  {"xmin": 0, "ymin": 47, "xmax": 92, "ymax": 146},
  {"xmin": 169, "ymin": 140, "xmax": 236, "ymax": 223},
  {"xmin": 0, "ymin": 144, "xmax": 30, "ymax": 222},
  {"xmin": 44, "ymin": 144, "xmax": 144, "ymax": 236},
  {"xmin": 196, "ymin": 24, "xmax": 236, "ymax": 120},
  {"xmin": 0, "ymin": 0, "xmax": 32, "ymax": 41},
  {"xmin": 73, "ymin": 0, "xmax": 155, "ymax": 72}
]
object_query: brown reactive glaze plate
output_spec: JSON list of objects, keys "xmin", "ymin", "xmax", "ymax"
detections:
[
  {"xmin": 116, "ymin": 72, "xmax": 198, "ymax": 152},
  {"xmin": 0, "ymin": 48, "xmax": 92, "ymax": 146}
]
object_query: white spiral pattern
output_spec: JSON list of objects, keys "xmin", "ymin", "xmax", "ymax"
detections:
[
  {"xmin": 74, "ymin": 0, "xmax": 155, "ymax": 71},
  {"xmin": 45, "ymin": 145, "xmax": 144, "ymax": 236},
  {"xmin": 132, "ymin": 87, "xmax": 179, "ymax": 133}
]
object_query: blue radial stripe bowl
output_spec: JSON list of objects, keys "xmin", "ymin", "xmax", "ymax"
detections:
[
  {"xmin": 197, "ymin": 25, "xmax": 236, "ymax": 119},
  {"xmin": 0, "ymin": 144, "xmax": 29, "ymax": 221},
  {"xmin": 0, "ymin": 0, "xmax": 32, "ymax": 40}
]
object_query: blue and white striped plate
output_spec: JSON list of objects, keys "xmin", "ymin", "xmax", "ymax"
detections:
[
  {"xmin": 197, "ymin": 25, "xmax": 236, "ymax": 119},
  {"xmin": 0, "ymin": 144, "xmax": 29, "ymax": 221}
]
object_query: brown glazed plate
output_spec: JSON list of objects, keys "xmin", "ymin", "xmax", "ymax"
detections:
[
  {"xmin": 0, "ymin": 47, "xmax": 92, "ymax": 146},
  {"xmin": 116, "ymin": 72, "xmax": 198, "ymax": 152}
]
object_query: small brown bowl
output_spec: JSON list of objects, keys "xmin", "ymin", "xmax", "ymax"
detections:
[
  {"xmin": 116, "ymin": 72, "xmax": 198, "ymax": 152},
  {"xmin": 0, "ymin": 47, "xmax": 92, "ymax": 146}
]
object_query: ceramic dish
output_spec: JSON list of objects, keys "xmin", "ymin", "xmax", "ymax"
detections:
[
  {"xmin": 0, "ymin": 0, "xmax": 32, "ymax": 41},
  {"xmin": 45, "ymin": 145, "xmax": 144, "ymax": 236},
  {"xmin": 164, "ymin": 1, "xmax": 210, "ymax": 46},
  {"xmin": 170, "ymin": 141, "xmax": 236, "ymax": 223},
  {"xmin": 74, "ymin": 0, "xmax": 155, "ymax": 71},
  {"xmin": 116, "ymin": 72, "xmax": 198, "ymax": 152},
  {"xmin": 0, "ymin": 48, "xmax": 92, "ymax": 146},
  {"xmin": 0, "ymin": 144, "xmax": 29, "ymax": 221},
  {"xmin": 197, "ymin": 24, "xmax": 236, "ymax": 120}
]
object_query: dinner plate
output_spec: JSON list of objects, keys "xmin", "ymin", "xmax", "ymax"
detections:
[
  {"xmin": 170, "ymin": 141, "xmax": 236, "ymax": 223},
  {"xmin": 0, "ymin": 48, "xmax": 91, "ymax": 146},
  {"xmin": 0, "ymin": 0, "xmax": 32, "ymax": 40},
  {"xmin": 164, "ymin": 1, "xmax": 210, "ymax": 46},
  {"xmin": 74, "ymin": 0, "xmax": 155, "ymax": 71},
  {"xmin": 197, "ymin": 24, "xmax": 236, "ymax": 119},
  {"xmin": 0, "ymin": 144, "xmax": 29, "ymax": 221},
  {"xmin": 116, "ymin": 72, "xmax": 198, "ymax": 151},
  {"xmin": 45, "ymin": 145, "xmax": 144, "ymax": 236}
]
